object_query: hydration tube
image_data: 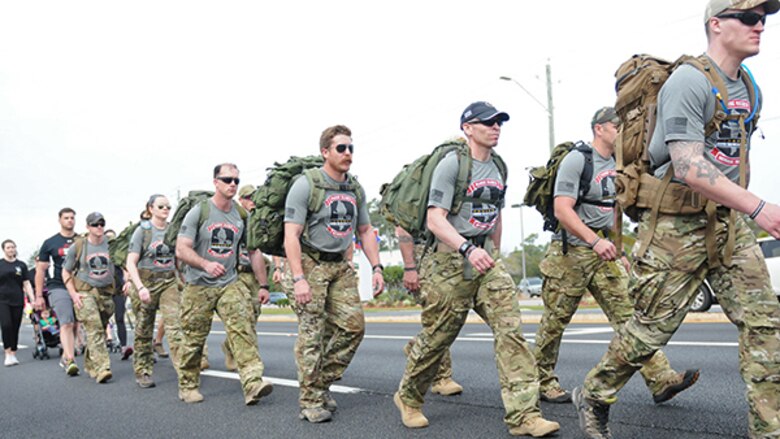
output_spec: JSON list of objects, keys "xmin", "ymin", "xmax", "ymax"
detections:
[{"xmin": 710, "ymin": 64, "xmax": 760, "ymax": 124}]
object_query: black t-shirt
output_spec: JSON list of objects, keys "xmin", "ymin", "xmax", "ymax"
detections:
[
  {"xmin": 38, "ymin": 233, "xmax": 76, "ymax": 290},
  {"xmin": 0, "ymin": 259, "xmax": 29, "ymax": 306}
]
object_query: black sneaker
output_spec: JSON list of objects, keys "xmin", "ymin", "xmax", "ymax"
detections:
[{"xmin": 573, "ymin": 387, "xmax": 612, "ymax": 439}]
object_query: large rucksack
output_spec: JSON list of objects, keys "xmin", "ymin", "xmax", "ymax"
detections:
[
  {"xmin": 247, "ymin": 155, "xmax": 364, "ymax": 257},
  {"xmin": 164, "ymin": 190, "xmax": 247, "ymax": 249},
  {"xmin": 108, "ymin": 220, "xmax": 152, "ymax": 269},
  {"xmin": 523, "ymin": 141, "xmax": 601, "ymax": 234},
  {"xmin": 613, "ymin": 54, "xmax": 758, "ymax": 265},
  {"xmin": 379, "ymin": 138, "xmax": 507, "ymax": 241}
]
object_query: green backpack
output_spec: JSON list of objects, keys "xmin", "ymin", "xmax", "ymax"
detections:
[
  {"xmin": 247, "ymin": 155, "xmax": 364, "ymax": 257},
  {"xmin": 163, "ymin": 190, "xmax": 247, "ymax": 249},
  {"xmin": 523, "ymin": 141, "xmax": 608, "ymax": 234},
  {"xmin": 379, "ymin": 138, "xmax": 507, "ymax": 241},
  {"xmin": 108, "ymin": 220, "xmax": 153, "ymax": 270}
]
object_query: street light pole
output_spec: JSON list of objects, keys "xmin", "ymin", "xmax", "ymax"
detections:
[
  {"xmin": 500, "ymin": 60, "xmax": 556, "ymax": 152},
  {"xmin": 510, "ymin": 203, "xmax": 527, "ymax": 282}
]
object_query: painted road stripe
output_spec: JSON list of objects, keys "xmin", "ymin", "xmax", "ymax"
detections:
[
  {"xmin": 209, "ymin": 330, "xmax": 739, "ymax": 348},
  {"xmin": 201, "ymin": 370, "xmax": 365, "ymax": 394}
]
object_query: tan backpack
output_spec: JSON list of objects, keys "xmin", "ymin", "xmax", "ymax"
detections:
[{"xmin": 613, "ymin": 54, "xmax": 759, "ymax": 266}]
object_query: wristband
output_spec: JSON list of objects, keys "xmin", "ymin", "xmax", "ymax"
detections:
[
  {"xmin": 589, "ymin": 237, "xmax": 601, "ymax": 249},
  {"xmin": 372, "ymin": 264, "xmax": 384, "ymax": 272},
  {"xmin": 749, "ymin": 199, "xmax": 766, "ymax": 220},
  {"xmin": 274, "ymin": 267, "xmax": 283, "ymax": 272},
  {"xmin": 465, "ymin": 245, "xmax": 477, "ymax": 258},
  {"xmin": 293, "ymin": 275, "xmax": 306, "ymax": 284},
  {"xmin": 457, "ymin": 241, "xmax": 472, "ymax": 256},
  {"xmin": 403, "ymin": 266, "xmax": 417, "ymax": 272},
  {"xmin": 258, "ymin": 284, "xmax": 270, "ymax": 290}
]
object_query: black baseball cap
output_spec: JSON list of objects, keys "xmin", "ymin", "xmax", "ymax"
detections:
[{"xmin": 460, "ymin": 101, "xmax": 510, "ymax": 128}]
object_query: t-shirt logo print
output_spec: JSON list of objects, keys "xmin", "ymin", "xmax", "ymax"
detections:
[
  {"xmin": 150, "ymin": 240, "xmax": 174, "ymax": 268},
  {"xmin": 207, "ymin": 222, "xmax": 240, "ymax": 258},
  {"xmin": 712, "ymin": 99, "xmax": 751, "ymax": 166},
  {"xmin": 88, "ymin": 252, "xmax": 111, "ymax": 279},
  {"xmin": 325, "ymin": 194, "xmax": 356, "ymax": 238},
  {"xmin": 468, "ymin": 178, "xmax": 503, "ymax": 230}
]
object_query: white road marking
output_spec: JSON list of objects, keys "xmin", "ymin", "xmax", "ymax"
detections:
[{"xmin": 200, "ymin": 370, "xmax": 365, "ymax": 394}]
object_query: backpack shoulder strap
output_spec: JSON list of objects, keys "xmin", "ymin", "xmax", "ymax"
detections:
[
  {"xmin": 141, "ymin": 225, "xmax": 153, "ymax": 253},
  {"xmin": 195, "ymin": 199, "xmax": 211, "ymax": 240},
  {"xmin": 304, "ymin": 168, "xmax": 328, "ymax": 214},
  {"xmin": 574, "ymin": 141, "xmax": 594, "ymax": 200},
  {"xmin": 450, "ymin": 143, "xmax": 473, "ymax": 214},
  {"xmin": 233, "ymin": 202, "xmax": 248, "ymax": 221},
  {"xmin": 687, "ymin": 55, "xmax": 730, "ymax": 136},
  {"xmin": 490, "ymin": 150, "xmax": 508, "ymax": 183}
]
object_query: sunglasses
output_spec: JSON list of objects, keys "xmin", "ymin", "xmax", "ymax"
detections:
[
  {"xmin": 717, "ymin": 11, "xmax": 766, "ymax": 26},
  {"xmin": 90, "ymin": 221, "xmax": 106, "ymax": 228},
  {"xmin": 216, "ymin": 176, "xmax": 240, "ymax": 185},
  {"xmin": 156, "ymin": 205, "xmax": 171, "ymax": 210},
  {"xmin": 332, "ymin": 143, "xmax": 354, "ymax": 154},
  {"xmin": 474, "ymin": 119, "xmax": 504, "ymax": 127}
]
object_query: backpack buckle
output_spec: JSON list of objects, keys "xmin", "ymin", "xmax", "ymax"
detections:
[{"xmin": 687, "ymin": 191, "xmax": 703, "ymax": 210}]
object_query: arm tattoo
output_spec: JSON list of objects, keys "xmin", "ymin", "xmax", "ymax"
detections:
[
  {"xmin": 692, "ymin": 160, "xmax": 721, "ymax": 185},
  {"xmin": 668, "ymin": 141, "xmax": 704, "ymax": 180}
]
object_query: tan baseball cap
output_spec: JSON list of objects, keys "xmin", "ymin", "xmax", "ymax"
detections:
[
  {"xmin": 704, "ymin": 0, "xmax": 780, "ymax": 23},
  {"xmin": 238, "ymin": 184, "xmax": 256, "ymax": 199}
]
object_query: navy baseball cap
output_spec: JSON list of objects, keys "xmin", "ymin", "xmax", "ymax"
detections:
[{"xmin": 460, "ymin": 101, "xmax": 510, "ymax": 128}]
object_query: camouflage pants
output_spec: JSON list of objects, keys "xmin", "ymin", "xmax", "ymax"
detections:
[
  {"xmin": 223, "ymin": 272, "xmax": 262, "ymax": 360},
  {"xmin": 177, "ymin": 282, "xmax": 266, "ymax": 395},
  {"xmin": 398, "ymin": 251, "xmax": 540, "ymax": 428},
  {"xmin": 73, "ymin": 285, "xmax": 115, "ymax": 376},
  {"xmin": 283, "ymin": 255, "xmax": 365, "ymax": 409},
  {"xmin": 535, "ymin": 241, "xmax": 676, "ymax": 394},
  {"xmin": 583, "ymin": 211, "xmax": 780, "ymax": 438},
  {"xmin": 130, "ymin": 271, "xmax": 182, "ymax": 376}
]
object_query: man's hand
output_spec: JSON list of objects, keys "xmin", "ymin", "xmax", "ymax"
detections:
[
  {"xmin": 139, "ymin": 286, "xmax": 151, "ymax": 304},
  {"xmin": 294, "ymin": 279, "xmax": 312, "ymax": 305},
  {"xmin": 272, "ymin": 269, "xmax": 283, "ymax": 284},
  {"xmin": 467, "ymin": 247, "xmax": 495, "ymax": 274},
  {"xmin": 372, "ymin": 271, "xmax": 385, "ymax": 297},
  {"xmin": 592, "ymin": 239, "xmax": 617, "ymax": 261},
  {"xmin": 755, "ymin": 202, "xmax": 780, "ymax": 239},
  {"xmin": 202, "ymin": 261, "xmax": 226, "ymax": 278},
  {"xmin": 70, "ymin": 292, "xmax": 83, "ymax": 310},
  {"xmin": 403, "ymin": 269, "xmax": 420, "ymax": 293},
  {"xmin": 34, "ymin": 296, "xmax": 45, "ymax": 311},
  {"xmin": 620, "ymin": 255, "xmax": 631, "ymax": 273},
  {"xmin": 257, "ymin": 288, "xmax": 270, "ymax": 305}
]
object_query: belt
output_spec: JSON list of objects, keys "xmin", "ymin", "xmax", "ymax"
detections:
[
  {"xmin": 139, "ymin": 269, "xmax": 176, "ymax": 282},
  {"xmin": 303, "ymin": 246, "xmax": 344, "ymax": 263}
]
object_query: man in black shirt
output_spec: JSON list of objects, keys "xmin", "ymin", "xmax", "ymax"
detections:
[{"xmin": 35, "ymin": 207, "xmax": 80, "ymax": 376}]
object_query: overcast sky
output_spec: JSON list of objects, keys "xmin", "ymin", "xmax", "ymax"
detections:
[{"xmin": 2, "ymin": 0, "xmax": 779, "ymax": 262}]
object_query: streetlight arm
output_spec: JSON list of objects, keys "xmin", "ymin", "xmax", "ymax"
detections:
[{"xmin": 499, "ymin": 76, "xmax": 551, "ymax": 115}]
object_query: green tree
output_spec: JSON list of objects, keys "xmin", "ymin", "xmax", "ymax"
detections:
[
  {"xmin": 367, "ymin": 198, "xmax": 397, "ymax": 251},
  {"xmin": 503, "ymin": 233, "xmax": 548, "ymax": 283}
]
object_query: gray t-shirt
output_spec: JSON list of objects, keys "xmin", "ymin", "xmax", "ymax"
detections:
[
  {"xmin": 649, "ymin": 58, "xmax": 761, "ymax": 184},
  {"xmin": 63, "ymin": 237, "xmax": 114, "ymax": 288},
  {"xmin": 178, "ymin": 200, "xmax": 245, "ymax": 287},
  {"xmin": 428, "ymin": 151, "xmax": 506, "ymax": 237},
  {"xmin": 129, "ymin": 221, "xmax": 175, "ymax": 272},
  {"xmin": 553, "ymin": 145, "xmax": 616, "ymax": 247},
  {"xmin": 284, "ymin": 168, "xmax": 369, "ymax": 254}
]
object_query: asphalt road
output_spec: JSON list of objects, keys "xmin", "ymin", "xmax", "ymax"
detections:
[{"xmin": 0, "ymin": 320, "xmax": 749, "ymax": 438}]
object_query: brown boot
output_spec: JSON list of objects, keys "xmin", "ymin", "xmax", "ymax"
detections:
[
  {"xmin": 179, "ymin": 389, "xmax": 204, "ymax": 404},
  {"xmin": 394, "ymin": 392, "xmax": 429, "ymax": 428},
  {"xmin": 135, "ymin": 373, "xmax": 156, "ymax": 389},
  {"xmin": 299, "ymin": 407, "xmax": 332, "ymax": 423},
  {"xmin": 245, "ymin": 380, "xmax": 274, "ymax": 405},
  {"xmin": 540, "ymin": 386, "xmax": 572, "ymax": 403},
  {"xmin": 96, "ymin": 370, "xmax": 112, "ymax": 384},
  {"xmin": 200, "ymin": 356, "xmax": 210, "ymax": 371},
  {"xmin": 431, "ymin": 378, "xmax": 464, "ymax": 396},
  {"xmin": 652, "ymin": 369, "xmax": 700, "ymax": 404},
  {"xmin": 573, "ymin": 387, "xmax": 612, "ymax": 439},
  {"xmin": 221, "ymin": 341, "xmax": 237, "ymax": 372},
  {"xmin": 509, "ymin": 416, "xmax": 561, "ymax": 437}
]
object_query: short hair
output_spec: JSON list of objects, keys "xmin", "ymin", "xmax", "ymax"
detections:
[
  {"xmin": 58, "ymin": 207, "xmax": 76, "ymax": 218},
  {"xmin": 319, "ymin": 125, "xmax": 352, "ymax": 151},
  {"xmin": 213, "ymin": 163, "xmax": 239, "ymax": 178},
  {"xmin": 1, "ymin": 239, "xmax": 14, "ymax": 250}
]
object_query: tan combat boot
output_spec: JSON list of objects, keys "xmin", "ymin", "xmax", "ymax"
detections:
[
  {"xmin": 96, "ymin": 370, "xmax": 112, "ymax": 384},
  {"xmin": 221, "ymin": 341, "xmax": 237, "ymax": 372},
  {"xmin": 200, "ymin": 356, "xmax": 210, "ymax": 370},
  {"xmin": 509, "ymin": 416, "xmax": 561, "ymax": 437},
  {"xmin": 179, "ymin": 389, "xmax": 205, "ymax": 403},
  {"xmin": 540, "ymin": 386, "xmax": 572, "ymax": 403},
  {"xmin": 394, "ymin": 392, "xmax": 429, "ymax": 428},
  {"xmin": 431, "ymin": 378, "xmax": 464, "ymax": 396},
  {"xmin": 245, "ymin": 380, "xmax": 274, "ymax": 405},
  {"xmin": 652, "ymin": 369, "xmax": 700, "ymax": 404}
]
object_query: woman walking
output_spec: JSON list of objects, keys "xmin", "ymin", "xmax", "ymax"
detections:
[{"xmin": 0, "ymin": 240, "xmax": 34, "ymax": 366}]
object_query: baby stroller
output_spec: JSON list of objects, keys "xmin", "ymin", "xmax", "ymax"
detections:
[{"xmin": 30, "ymin": 308, "xmax": 62, "ymax": 360}]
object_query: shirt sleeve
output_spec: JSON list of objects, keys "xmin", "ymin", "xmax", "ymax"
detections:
[
  {"xmin": 356, "ymin": 186, "xmax": 370, "ymax": 226},
  {"xmin": 284, "ymin": 176, "xmax": 311, "ymax": 225},
  {"xmin": 62, "ymin": 243, "xmax": 77, "ymax": 272},
  {"xmin": 178, "ymin": 205, "xmax": 201, "ymax": 241},
  {"xmin": 659, "ymin": 65, "xmax": 711, "ymax": 144},
  {"xmin": 428, "ymin": 153, "xmax": 459, "ymax": 210},
  {"xmin": 38, "ymin": 240, "xmax": 52, "ymax": 264},
  {"xmin": 128, "ymin": 226, "xmax": 144, "ymax": 255},
  {"xmin": 554, "ymin": 150, "xmax": 586, "ymax": 199}
]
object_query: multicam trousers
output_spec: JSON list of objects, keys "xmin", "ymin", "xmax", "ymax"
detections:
[
  {"xmin": 222, "ymin": 271, "xmax": 263, "ymax": 362},
  {"xmin": 130, "ymin": 270, "xmax": 182, "ymax": 376},
  {"xmin": 535, "ymin": 240, "xmax": 676, "ymax": 394},
  {"xmin": 398, "ymin": 251, "xmax": 541, "ymax": 428},
  {"xmin": 282, "ymin": 254, "xmax": 365, "ymax": 409},
  {"xmin": 73, "ymin": 282, "xmax": 115, "ymax": 377},
  {"xmin": 583, "ymin": 211, "xmax": 780, "ymax": 438},
  {"xmin": 177, "ymin": 282, "xmax": 266, "ymax": 396}
]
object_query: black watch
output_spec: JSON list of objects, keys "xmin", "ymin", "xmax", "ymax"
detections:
[{"xmin": 372, "ymin": 264, "xmax": 384, "ymax": 273}]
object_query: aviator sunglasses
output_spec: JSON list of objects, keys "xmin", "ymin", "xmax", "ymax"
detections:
[
  {"xmin": 333, "ymin": 143, "xmax": 354, "ymax": 154},
  {"xmin": 474, "ymin": 118, "xmax": 504, "ymax": 127},
  {"xmin": 716, "ymin": 11, "xmax": 766, "ymax": 26},
  {"xmin": 216, "ymin": 176, "xmax": 241, "ymax": 185},
  {"xmin": 90, "ymin": 220, "xmax": 106, "ymax": 228}
]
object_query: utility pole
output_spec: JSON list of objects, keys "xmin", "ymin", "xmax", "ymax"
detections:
[{"xmin": 546, "ymin": 59, "xmax": 555, "ymax": 151}]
